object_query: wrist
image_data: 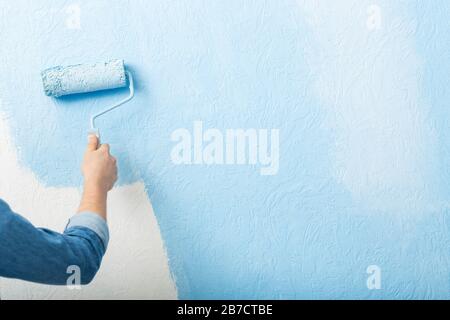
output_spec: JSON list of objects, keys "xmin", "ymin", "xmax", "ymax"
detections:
[
  {"xmin": 83, "ymin": 180, "xmax": 108, "ymax": 195},
  {"xmin": 78, "ymin": 181, "xmax": 108, "ymax": 220}
]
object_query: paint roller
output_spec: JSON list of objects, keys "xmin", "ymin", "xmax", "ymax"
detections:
[{"xmin": 41, "ymin": 59, "xmax": 134, "ymax": 137}]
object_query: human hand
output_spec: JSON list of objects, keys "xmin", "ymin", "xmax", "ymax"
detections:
[{"xmin": 81, "ymin": 135, "xmax": 117, "ymax": 193}]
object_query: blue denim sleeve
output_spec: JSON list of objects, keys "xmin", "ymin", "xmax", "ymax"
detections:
[{"xmin": 0, "ymin": 198, "xmax": 109, "ymax": 285}]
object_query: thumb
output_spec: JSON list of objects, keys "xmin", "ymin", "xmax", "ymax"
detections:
[{"xmin": 86, "ymin": 134, "xmax": 99, "ymax": 152}]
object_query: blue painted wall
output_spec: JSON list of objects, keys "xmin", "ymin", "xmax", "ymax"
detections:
[{"xmin": 0, "ymin": 0, "xmax": 449, "ymax": 298}]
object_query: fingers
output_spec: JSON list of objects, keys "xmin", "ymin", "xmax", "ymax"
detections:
[
  {"xmin": 86, "ymin": 134, "xmax": 99, "ymax": 152},
  {"xmin": 98, "ymin": 143, "xmax": 110, "ymax": 154},
  {"xmin": 98, "ymin": 144, "xmax": 116, "ymax": 166}
]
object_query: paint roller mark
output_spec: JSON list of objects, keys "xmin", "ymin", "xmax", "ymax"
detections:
[
  {"xmin": 65, "ymin": 4, "xmax": 81, "ymax": 30},
  {"xmin": 1, "ymin": 0, "xmax": 450, "ymax": 299},
  {"xmin": 297, "ymin": 0, "xmax": 439, "ymax": 214},
  {"xmin": 367, "ymin": 4, "xmax": 382, "ymax": 30},
  {"xmin": 413, "ymin": 0, "xmax": 450, "ymax": 201}
]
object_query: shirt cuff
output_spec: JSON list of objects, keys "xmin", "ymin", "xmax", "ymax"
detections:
[{"xmin": 66, "ymin": 212, "xmax": 109, "ymax": 250}]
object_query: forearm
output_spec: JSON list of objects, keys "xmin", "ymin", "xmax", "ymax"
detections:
[
  {"xmin": 78, "ymin": 183, "xmax": 108, "ymax": 220},
  {"xmin": 0, "ymin": 199, "xmax": 108, "ymax": 285}
]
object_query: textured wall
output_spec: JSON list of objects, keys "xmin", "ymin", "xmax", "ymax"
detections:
[
  {"xmin": 0, "ymin": 0, "xmax": 449, "ymax": 299},
  {"xmin": 0, "ymin": 111, "xmax": 177, "ymax": 299}
]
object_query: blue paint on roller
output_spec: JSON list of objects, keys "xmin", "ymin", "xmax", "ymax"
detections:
[{"xmin": 41, "ymin": 59, "xmax": 127, "ymax": 97}]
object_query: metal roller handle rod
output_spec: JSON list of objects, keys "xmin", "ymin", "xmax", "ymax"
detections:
[{"xmin": 90, "ymin": 71, "xmax": 135, "ymax": 136}]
